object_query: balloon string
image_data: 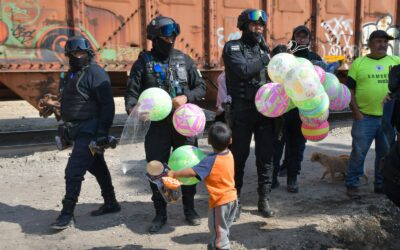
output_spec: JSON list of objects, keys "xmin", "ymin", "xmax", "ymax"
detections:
[{"xmin": 287, "ymin": 40, "xmax": 309, "ymax": 54}]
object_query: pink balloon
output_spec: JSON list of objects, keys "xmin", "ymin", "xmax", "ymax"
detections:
[
  {"xmin": 173, "ymin": 104, "xmax": 206, "ymax": 137},
  {"xmin": 301, "ymin": 121, "xmax": 329, "ymax": 142},
  {"xmin": 255, "ymin": 83, "xmax": 290, "ymax": 117},
  {"xmin": 329, "ymin": 84, "xmax": 351, "ymax": 111},
  {"xmin": 314, "ymin": 65, "xmax": 326, "ymax": 84}
]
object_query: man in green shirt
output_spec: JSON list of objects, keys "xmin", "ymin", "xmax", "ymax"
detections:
[{"xmin": 346, "ymin": 30, "xmax": 400, "ymax": 198}]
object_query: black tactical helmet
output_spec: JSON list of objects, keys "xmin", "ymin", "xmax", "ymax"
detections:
[
  {"xmin": 64, "ymin": 36, "xmax": 94, "ymax": 56},
  {"xmin": 237, "ymin": 9, "xmax": 268, "ymax": 31},
  {"xmin": 146, "ymin": 16, "xmax": 180, "ymax": 40}
]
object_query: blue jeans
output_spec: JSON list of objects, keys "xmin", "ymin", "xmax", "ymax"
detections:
[{"xmin": 346, "ymin": 116, "xmax": 391, "ymax": 188}]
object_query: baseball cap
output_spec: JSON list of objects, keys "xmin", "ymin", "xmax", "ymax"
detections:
[{"xmin": 368, "ymin": 30, "xmax": 394, "ymax": 41}]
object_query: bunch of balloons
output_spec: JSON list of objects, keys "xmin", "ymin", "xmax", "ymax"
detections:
[{"xmin": 256, "ymin": 53, "xmax": 350, "ymax": 141}]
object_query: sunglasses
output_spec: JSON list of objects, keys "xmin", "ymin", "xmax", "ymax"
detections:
[
  {"xmin": 160, "ymin": 23, "xmax": 180, "ymax": 37},
  {"xmin": 248, "ymin": 10, "xmax": 268, "ymax": 23}
]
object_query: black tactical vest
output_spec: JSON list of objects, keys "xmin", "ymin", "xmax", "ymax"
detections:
[
  {"xmin": 140, "ymin": 50, "xmax": 188, "ymax": 97},
  {"xmin": 226, "ymin": 40, "xmax": 267, "ymax": 102},
  {"xmin": 60, "ymin": 65, "xmax": 99, "ymax": 122}
]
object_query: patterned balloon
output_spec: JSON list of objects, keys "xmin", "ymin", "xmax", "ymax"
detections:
[
  {"xmin": 296, "ymin": 57, "xmax": 314, "ymax": 68},
  {"xmin": 322, "ymin": 72, "xmax": 341, "ymax": 100},
  {"xmin": 299, "ymin": 109, "xmax": 329, "ymax": 127},
  {"xmin": 284, "ymin": 65, "xmax": 323, "ymax": 101},
  {"xmin": 314, "ymin": 65, "xmax": 326, "ymax": 83},
  {"xmin": 299, "ymin": 92, "xmax": 329, "ymax": 118},
  {"xmin": 301, "ymin": 121, "xmax": 329, "ymax": 141},
  {"xmin": 293, "ymin": 89, "xmax": 326, "ymax": 111},
  {"xmin": 329, "ymin": 83, "xmax": 351, "ymax": 111},
  {"xmin": 168, "ymin": 145, "xmax": 206, "ymax": 185},
  {"xmin": 267, "ymin": 53, "xmax": 299, "ymax": 84},
  {"xmin": 255, "ymin": 83, "xmax": 289, "ymax": 117},
  {"xmin": 137, "ymin": 87, "xmax": 172, "ymax": 121},
  {"xmin": 173, "ymin": 103, "xmax": 206, "ymax": 137}
]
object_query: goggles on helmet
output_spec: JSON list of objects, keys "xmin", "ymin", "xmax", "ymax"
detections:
[
  {"xmin": 66, "ymin": 38, "xmax": 91, "ymax": 52},
  {"xmin": 160, "ymin": 23, "xmax": 180, "ymax": 37},
  {"xmin": 248, "ymin": 10, "xmax": 268, "ymax": 24}
]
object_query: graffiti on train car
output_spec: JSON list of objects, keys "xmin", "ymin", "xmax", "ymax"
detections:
[
  {"xmin": 361, "ymin": 14, "xmax": 400, "ymax": 56},
  {"xmin": 216, "ymin": 27, "xmax": 241, "ymax": 48},
  {"xmin": 0, "ymin": 0, "xmax": 140, "ymax": 65},
  {"xmin": 320, "ymin": 14, "xmax": 400, "ymax": 68},
  {"xmin": 320, "ymin": 16, "xmax": 357, "ymax": 68}
]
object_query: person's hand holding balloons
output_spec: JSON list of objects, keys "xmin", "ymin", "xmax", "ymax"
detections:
[{"xmin": 172, "ymin": 95, "xmax": 188, "ymax": 109}]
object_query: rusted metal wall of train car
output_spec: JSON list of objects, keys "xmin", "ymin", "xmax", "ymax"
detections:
[
  {"xmin": 0, "ymin": 0, "xmax": 400, "ymax": 111},
  {"xmin": 0, "ymin": 0, "xmax": 143, "ymax": 107},
  {"xmin": 359, "ymin": 0, "xmax": 399, "ymax": 56},
  {"xmin": 266, "ymin": 0, "xmax": 312, "ymax": 48}
]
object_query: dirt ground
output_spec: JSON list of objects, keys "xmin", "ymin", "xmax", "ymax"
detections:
[{"xmin": 0, "ymin": 100, "xmax": 400, "ymax": 250}]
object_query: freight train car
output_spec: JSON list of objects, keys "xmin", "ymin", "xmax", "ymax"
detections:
[{"xmin": 0, "ymin": 0, "xmax": 399, "ymax": 112}]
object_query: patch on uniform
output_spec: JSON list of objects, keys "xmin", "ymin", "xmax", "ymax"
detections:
[
  {"xmin": 230, "ymin": 45, "xmax": 241, "ymax": 52},
  {"xmin": 376, "ymin": 65, "xmax": 384, "ymax": 71},
  {"xmin": 196, "ymin": 69, "xmax": 202, "ymax": 77}
]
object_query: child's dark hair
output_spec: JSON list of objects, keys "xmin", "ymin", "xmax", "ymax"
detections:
[{"xmin": 208, "ymin": 122, "xmax": 232, "ymax": 151}]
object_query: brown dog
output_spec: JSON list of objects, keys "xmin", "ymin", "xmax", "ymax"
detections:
[{"xmin": 310, "ymin": 152, "xmax": 368, "ymax": 184}]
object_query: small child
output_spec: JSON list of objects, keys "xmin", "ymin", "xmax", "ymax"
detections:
[{"xmin": 168, "ymin": 122, "xmax": 238, "ymax": 250}]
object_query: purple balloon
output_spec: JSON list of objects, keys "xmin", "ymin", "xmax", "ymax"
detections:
[{"xmin": 329, "ymin": 84, "xmax": 351, "ymax": 111}]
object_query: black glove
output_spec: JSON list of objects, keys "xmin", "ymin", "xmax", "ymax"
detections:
[{"xmin": 95, "ymin": 129, "xmax": 109, "ymax": 147}]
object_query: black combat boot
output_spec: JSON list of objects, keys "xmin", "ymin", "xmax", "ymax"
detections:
[
  {"xmin": 257, "ymin": 185, "xmax": 275, "ymax": 218},
  {"xmin": 271, "ymin": 165, "xmax": 280, "ymax": 189},
  {"xmin": 287, "ymin": 175, "xmax": 299, "ymax": 193},
  {"xmin": 148, "ymin": 206, "xmax": 167, "ymax": 233},
  {"xmin": 91, "ymin": 192, "xmax": 121, "ymax": 216},
  {"xmin": 51, "ymin": 199, "xmax": 76, "ymax": 230},
  {"xmin": 183, "ymin": 192, "xmax": 200, "ymax": 226}
]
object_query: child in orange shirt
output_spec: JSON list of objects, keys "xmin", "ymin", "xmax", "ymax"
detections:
[{"xmin": 168, "ymin": 122, "xmax": 238, "ymax": 250}]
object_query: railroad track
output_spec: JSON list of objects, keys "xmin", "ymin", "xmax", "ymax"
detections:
[{"xmin": 0, "ymin": 111, "xmax": 352, "ymax": 156}]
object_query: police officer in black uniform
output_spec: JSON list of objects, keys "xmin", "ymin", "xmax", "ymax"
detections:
[
  {"xmin": 124, "ymin": 16, "xmax": 206, "ymax": 233},
  {"xmin": 284, "ymin": 25, "xmax": 324, "ymax": 193},
  {"xmin": 382, "ymin": 64, "xmax": 400, "ymax": 207},
  {"xmin": 51, "ymin": 36, "xmax": 121, "ymax": 230},
  {"xmin": 222, "ymin": 9, "xmax": 275, "ymax": 220}
]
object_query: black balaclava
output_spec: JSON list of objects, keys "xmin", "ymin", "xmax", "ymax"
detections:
[
  {"xmin": 68, "ymin": 54, "xmax": 91, "ymax": 71},
  {"xmin": 291, "ymin": 25, "xmax": 311, "ymax": 58},
  {"xmin": 152, "ymin": 37, "xmax": 174, "ymax": 59},
  {"xmin": 242, "ymin": 22, "xmax": 263, "ymax": 46}
]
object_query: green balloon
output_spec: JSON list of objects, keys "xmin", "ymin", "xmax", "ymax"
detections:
[
  {"xmin": 168, "ymin": 145, "xmax": 206, "ymax": 185},
  {"xmin": 137, "ymin": 87, "xmax": 172, "ymax": 121}
]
